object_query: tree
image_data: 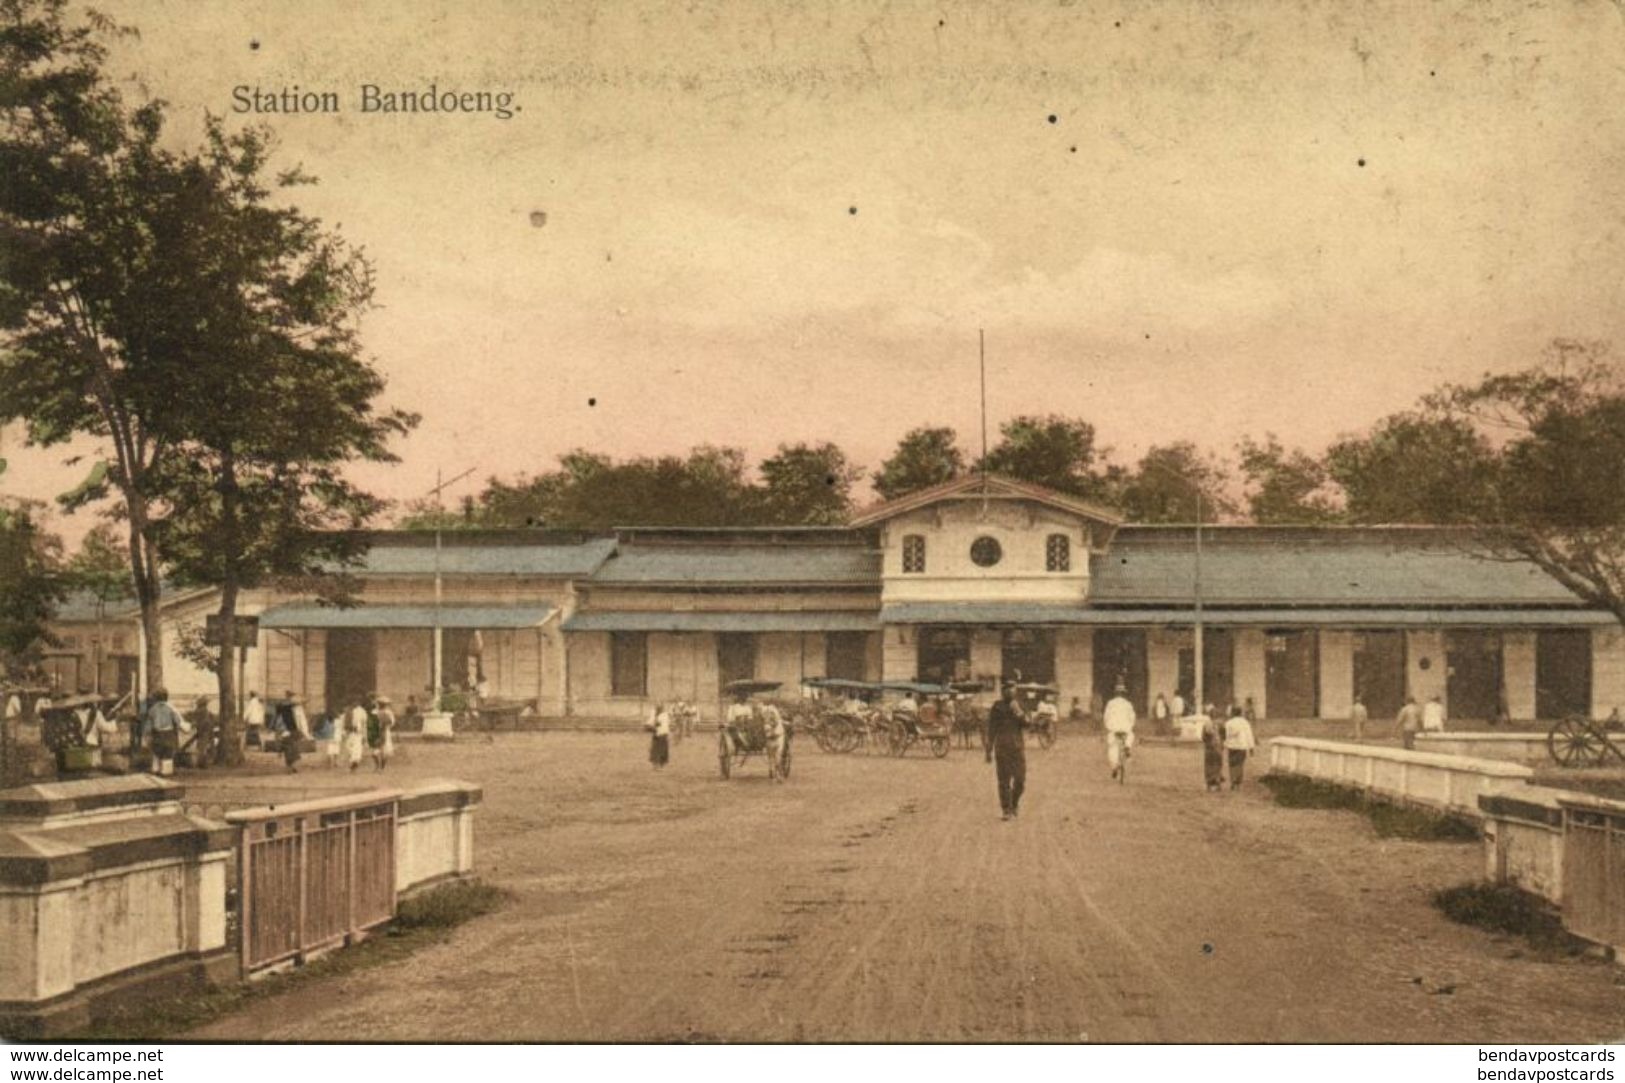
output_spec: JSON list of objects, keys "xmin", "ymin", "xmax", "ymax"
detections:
[
  {"xmin": 1325, "ymin": 415, "xmax": 1496, "ymax": 524},
  {"xmin": 1328, "ymin": 341, "xmax": 1625, "ymax": 626},
  {"xmin": 0, "ymin": 0, "xmax": 174, "ymax": 698},
  {"xmin": 0, "ymin": 499, "xmax": 65, "ymax": 678},
  {"xmin": 139, "ymin": 120, "xmax": 416, "ymax": 764},
  {"xmin": 1116, "ymin": 442, "xmax": 1233, "ymax": 523},
  {"xmin": 871, "ymin": 426, "xmax": 966, "ymax": 501},
  {"xmin": 980, "ymin": 415, "xmax": 1122, "ymax": 501},
  {"xmin": 755, "ymin": 442, "xmax": 863, "ymax": 525},
  {"xmin": 1236, "ymin": 434, "xmax": 1344, "ymax": 525}
]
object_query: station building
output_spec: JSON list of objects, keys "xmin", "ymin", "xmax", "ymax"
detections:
[{"xmin": 56, "ymin": 475, "xmax": 1625, "ymax": 724}]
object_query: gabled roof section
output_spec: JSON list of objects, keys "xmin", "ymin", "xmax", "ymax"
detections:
[
  {"xmin": 849, "ymin": 474, "xmax": 1125, "ymax": 529},
  {"xmin": 348, "ymin": 533, "xmax": 618, "ymax": 578},
  {"xmin": 588, "ymin": 542, "xmax": 880, "ymax": 587}
]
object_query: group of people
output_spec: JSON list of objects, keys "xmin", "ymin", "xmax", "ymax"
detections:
[{"xmin": 983, "ymin": 681, "xmax": 1259, "ymax": 819}]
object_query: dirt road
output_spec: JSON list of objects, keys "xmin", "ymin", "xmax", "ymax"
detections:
[{"xmin": 188, "ymin": 731, "xmax": 1624, "ymax": 1042}]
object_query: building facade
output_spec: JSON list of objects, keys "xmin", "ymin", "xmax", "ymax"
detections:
[{"xmin": 51, "ymin": 475, "xmax": 1625, "ymax": 723}]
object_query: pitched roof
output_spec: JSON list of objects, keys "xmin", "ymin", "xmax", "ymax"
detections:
[
  {"xmin": 588, "ymin": 542, "xmax": 880, "ymax": 586},
  {"xmin": 1089, "ymin": 527, "xmax": 1591, "ymax": 608},
  {"xmin": 352, "ymin": 537, "xmax": 617, "ymax": 578},
  {"xmin": 848, "ymin": 474, "xmax": 1125, "ymax": 529}
]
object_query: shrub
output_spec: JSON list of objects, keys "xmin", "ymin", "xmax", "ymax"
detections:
[{"xmin": 1260, "ymin": 773, "xmax": 1480, "ymax": 841}]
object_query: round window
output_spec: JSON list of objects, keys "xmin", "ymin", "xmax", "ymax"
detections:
[{"xmin": 970, "ymin": 536, "xmax": 1003, "ymax": 567}]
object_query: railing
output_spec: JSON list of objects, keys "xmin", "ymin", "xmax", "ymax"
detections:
[
  {"xmin": 227, "ymin": 790, "xmax": 400, "ymax": 974},
  {"xmin": 1561, "ymin": 797, "xmax": 1625, "ymax": 951}
]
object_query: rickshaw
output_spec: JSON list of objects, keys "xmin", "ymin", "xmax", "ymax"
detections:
[
  {"xmin": 878, "ymin": 680, "xmax": 954, "ymax": 758},
  {"xmin": 1010, "ymin": 682, "xmax": 1060, "ymax": 750},
  {"xmin": 947, "ymin": 681, "xmax": 990, "ymax": 749},
  {"xmin": 719, "ymin": 679, "xmax": 793, "ymax": 780},
  {"xmin": 798, "ymin": 678, "xmax": 876, "ymax": 753}
]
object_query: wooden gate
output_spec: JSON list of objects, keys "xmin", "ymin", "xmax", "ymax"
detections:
[
  {"xmin": 229, "ymin": 790, "xmax": 400, "ymax": 974},
  {"xmin": 1561, "ymin": 800, "xmax": 1625, "ymax": 950}
]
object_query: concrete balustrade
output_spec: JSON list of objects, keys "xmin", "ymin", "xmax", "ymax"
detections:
[
  {"xmin": 0, "ymin": 778, "xmax": 235, "ymax": 1037},
  {"xmin": 1478, "ymin": 788, "xmax": 1569, "ymax": 903},
  {"xmin": 395, "ymin": 780, "xmax": 482, "ymax": 895},
  {"xmin": 1267, "ymin": 737, "xmax": 1534, "ymax": 817},
  {"xmin": 1416, "ymin": 732, "xmax": 1552, "ymax": 765}
]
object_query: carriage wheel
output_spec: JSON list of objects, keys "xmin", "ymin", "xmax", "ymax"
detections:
[
  {"xmin": 839, "ymin": 724, "xmax": 860, "ymax": 754},
  {"xmin": 889, "ymin": 728, "xmax": 907, "ymax": 757},
  {"xmin": 929, "ymin": 736, "xmax": 949, "ymax": 759},
  {"xmin": 1037, "ymin": 725, "xmax": 1057, "ymax": 750},
  {"xmin": 780, "ymin": 741, "xmax": 793, "ymax": 779},
  {"xmin": 1548, "ymin": 716, "xmax": 1605, "ymax": 768}
]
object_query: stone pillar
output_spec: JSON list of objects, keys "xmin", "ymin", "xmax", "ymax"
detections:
[
  {"xmin": 1407, "ymin": 630, "xmax": 1447, "ymax": 707},
  {"xmin": 1502, "ymin": 632, "xmax": 1537, "ymax": 722},
  {"xmin": 969, "ymin": 629, "xmax": 1001, "ymax": 684},
  {"xmin": 1234, "ymin": 629, "xmax": 1268, "ymax": 720},
  {"xmin": 1054, "ymin": 628, "xmax": 1093, "ymax": 716},
  {"xmin": 1593, "ymin": 625, "xmax": 1625, "ymax": 720},
  {"xmin": 1146, "ymin": 628, "xmax": 1185, "ymax": 706},
  {"xmin": 1319, "ymin": 630, "xmax": 1354, "ymax": 720},
  {"xmin": 882, "ymin": 625, "xmax": 917, "ymax": 683}
]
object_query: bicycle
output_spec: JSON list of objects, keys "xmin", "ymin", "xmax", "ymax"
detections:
[{"xmin": 1108, "ymin": 730, "xmax": 1131, "ymax": 784}]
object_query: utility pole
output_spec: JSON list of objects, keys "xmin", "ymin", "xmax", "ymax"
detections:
[
  {"xmin": 420, "ymin": 467, "xmax": 474, "ymax": 736},
  {"xmin": 1194, "ymin": 488, "xmax": 1205, "ymax": 716}
]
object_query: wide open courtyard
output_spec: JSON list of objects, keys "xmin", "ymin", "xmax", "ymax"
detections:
[{"xmin": 178, "ymin": 729, "xmax": 1624, "ymax": 1043}]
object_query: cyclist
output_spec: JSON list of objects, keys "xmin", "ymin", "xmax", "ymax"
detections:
[{"xmin": 1102, "ymin": 683, "xmax": 1137, "ymax": 781}]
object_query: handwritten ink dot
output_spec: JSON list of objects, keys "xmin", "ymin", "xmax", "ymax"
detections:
[
  {"xmin": 1047, "ymin": 114, "xmax": 1058, "ymax": 124},
  {"xmin": 848, "ymin": 206, "xmax": 858, "ymax": 215},
  {"xmin": 1069, "ymin": 146, "xmax": 1077, "ymax": 153},
  {"xmin": 587, "ymin": 398, "xmax": 597, "ymax": 407},
  {"xmin": 938, "ymin": 18, "xmax": 945, "ymax": 26},
  {"xmin": 1201, "ymin": 942, "xmax": 1215, "ymax": 955},
  {"xmin": 1114, "ymin": 20, "xmax": 1122, "ymax": 28},
  {"xmin": 825, "ymin": 475, "xmax": 837, "ymax": 486},
  {"xmin": 1430, "ymin": 70, "xmax": 1436, "ymax": 77},
  {"xmin": 249, "ymin": 38, "xmax": 261, "ymax": 51},
  {"xmin": 530, "ymin": 211, "xmax": 548, "ymax": 227},
  {"xmin": 1357, "ymin": 158, "xmax": 1366, "ymax": 167}
]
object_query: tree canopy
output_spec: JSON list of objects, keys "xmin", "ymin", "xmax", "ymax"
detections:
[{"xmin": 871, "ymin": 426, "xmax": 966, "ymax": 501}]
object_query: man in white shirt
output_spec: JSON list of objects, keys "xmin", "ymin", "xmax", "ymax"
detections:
[
  {"xmin": 1421, "ymin": 695, "xmax": 1446, "ymax": 733},
  {"xmin": 243, "ymin": 691, "xmax": 266, "ymax": 747},
  {"xmin": 1102, "ymin": 685, "xmax": 1137, "ymax": 780},
  {"xmin": 1223, "ymin": 706, "xmax": 1258, "ymax": 789}
]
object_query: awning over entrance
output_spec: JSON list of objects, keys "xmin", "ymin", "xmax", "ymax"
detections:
[
  {"xmin": 258, "ymin": 605, "xmax": 555, "ymax": 630},
  {"xmin": 561, "ymin": 610, "xmax": 879, "ymax": 633},
  {"xmin": 881, "ymin": 604, "xmax": 1616, "ymax": 627}
]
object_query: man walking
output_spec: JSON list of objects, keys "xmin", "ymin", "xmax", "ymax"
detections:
[
  {"xmin": 1396, "ymin": 696, "xmax": 1422, "ymax": 750},
  {"xmin": 140, "ymin": 689, "xmax": 183, "ymax": 777},
  {"xmin": 985, "ymin": 682, "xmax": 1028, "ymax": 820},
  {"xmin": 1223, "ymin": 705, "xmax": 1257, "ymax": 790},
  {"xmin": 1103, "ymin": 684, "xmax": 1136, "ymax": 780}
]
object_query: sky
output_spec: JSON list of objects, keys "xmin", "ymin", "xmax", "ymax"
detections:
[{"xmin": 5, "ymin": 0, "xmax": 1625, "ymax": 543}]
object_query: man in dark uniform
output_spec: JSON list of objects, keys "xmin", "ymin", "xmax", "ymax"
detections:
[{"xmin": 985, "ymin": 681, "xmax": 1028, "ymax": 820}]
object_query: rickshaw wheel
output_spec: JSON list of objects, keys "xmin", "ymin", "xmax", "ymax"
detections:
[
  {"xmin": 1548, "ymin": 716, "xmax": 1604, "ymax": 768},
  {"xmin": 929, "ymin": 736, "xmax": 949, "ymax": 759}
]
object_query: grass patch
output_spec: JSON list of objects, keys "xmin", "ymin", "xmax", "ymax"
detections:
[
  {"xmin": 1433, "ymin": 882, "xmax": 1588, "ymax": 958},
  {"xmin": 57, "ymin": 878, "xmax": 508, "ymax": 1042},
  {"xmin": 1260, "ymin": 773, "xmax": 1479, "ymax": 841}
]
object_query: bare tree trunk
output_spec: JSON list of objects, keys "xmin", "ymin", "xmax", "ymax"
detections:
[
  {"xmin": 213, "ymin": 580, "xmax": 242, "ymax": 767},
  {"xmin": 126, "ymin": 504, "xmax": 165, "ymax": 701}
]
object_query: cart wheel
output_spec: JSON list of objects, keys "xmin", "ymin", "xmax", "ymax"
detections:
[
  {"xmin": 1548, "ymin": 716, "xmax": 1605, "ymax": 768},
  {"xmin": 780, "ymin": 742, "xmax": 792, "ymax": 779},
  {"xmin": 719, "ymin": 749, "xmax": 732, "ymax": 778},
  {"xmin": 929, "ymin": 736, "xmax": 949, "ymax": 759},
  {"xmin": 1038, "ymin": 725, "xmax": 1057, "ymax": 750}
]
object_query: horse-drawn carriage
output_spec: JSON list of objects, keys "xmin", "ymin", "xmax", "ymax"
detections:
[
  {"xmin": 798, "ymin": 678, "xmax": 957, "ymax": 758},
  {"xmin": 719, "ymin": 680, "xmax": 793, "ymax": 780}
]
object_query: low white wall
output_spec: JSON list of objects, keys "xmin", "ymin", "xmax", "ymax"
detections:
[
  {"xmin": 395, "ymin": 780, "xmax": 482, "ymax": 895},
  {"xmin": 1416, "ymin": 732, "xmax": 1550, "ymax": 765},
  {"xmin": 1268, "ymin": 737, "xmax": 1533, "ymax": 817},
  {"xmin": 0, "ymin": 813, "xmax": 232, "ymax": 1009},
  {"xmin": 1478, "ymin": 788, "xmax": 1568, "ymax": 904}
]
